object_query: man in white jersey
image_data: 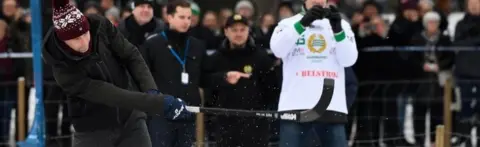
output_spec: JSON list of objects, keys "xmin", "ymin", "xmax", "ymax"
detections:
[{"xmin": 270, "ymin": 0, "xmax": 358, "ymax": 146}]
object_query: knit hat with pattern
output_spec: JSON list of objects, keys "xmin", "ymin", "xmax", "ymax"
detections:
[{"xmin": 52, "ymin": 0, "xmax": 90, "ymax": 40}]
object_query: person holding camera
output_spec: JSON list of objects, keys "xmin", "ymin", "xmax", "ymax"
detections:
[
  {"xmin": 270, "ymin": 0, "xmax": 358, "ymax": 146},
  {"xmin": 349, "ymin": 2, "xmax": 391, "ymax": 145}
]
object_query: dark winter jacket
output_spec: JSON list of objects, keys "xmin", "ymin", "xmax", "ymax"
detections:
[
  {"xmin": 139, "ymin": 28, "xmax": 209, "ymax": 106},
  {"xmin": 388, "ymin": 16, "xmax": 423, "ymax": 46},
  {"xmin": 408, "ymin": 31, "xmax": 455, "ymax": 79},
  {"xmin": 42, "ymin": 14, "xmax": 168, "ymax": 132},
  {"xmin": 207, "ymin": 38, "xmax": 275, "ymax": 147},
  {"xmin": 386, "ymin": 16, "xmax": 424, "ymax": 81},
  {"xmin": 407, "ymin": 31, "xmax": 454, "ymax": 99},
  {"xmin": 117, "ymin": 15, "xmax": 165, "ymax": 47},
  {"xmin": 453, "ymin": 14, "xmax": 480, "ymax": 78},
  {"xmin": 352, "ymin": 28, "xmax": 397, "ymax": 81},
  {"xmin": 206, "ymin": 38, "xmax": 276, "ymax": 110}
]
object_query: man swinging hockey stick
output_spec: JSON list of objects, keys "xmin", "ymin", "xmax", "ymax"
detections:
[{"xmin": 186, "ymin": 78, "xmax": 334, "ymax": 122}]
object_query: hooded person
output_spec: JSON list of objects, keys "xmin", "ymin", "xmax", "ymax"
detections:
[{"xmin": 42, "ymin": 0, "xmax": 192, "ymax": 146}]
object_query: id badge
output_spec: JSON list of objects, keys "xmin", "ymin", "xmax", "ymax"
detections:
[{"xmin": 181, "ymin": 72, "xmax": 189, "ymax": 85}]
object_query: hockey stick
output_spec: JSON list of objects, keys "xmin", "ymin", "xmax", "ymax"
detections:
[{"xmin": 186, "ymin": 78, "xmax": 334, "ymax": 122}]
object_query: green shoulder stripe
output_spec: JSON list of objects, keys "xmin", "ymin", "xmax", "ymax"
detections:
[
  {"xmin": 294, "ymin": 21, "xmax": 305, "ymax": 35},
  {"xmin": 334, "ymin": 31, "xmax": 346, "ymax": 42}
]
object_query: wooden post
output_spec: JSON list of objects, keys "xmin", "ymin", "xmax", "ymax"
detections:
[
  {"xmin": 196, "ymin": 88, "xmax": 205, "ymax": 147},
  {"xmin": 443, "ymin": 78, "xmax": 453, "ymax": 147},
  {"xmin": 435, "ymin": 125, "xmax": 445, "ymax": 147},
  {"xmin": 17, "ymin": 77, "xmax": 26, "ymax": 141},
  {"xmin": 196, "ymin": 112, "xmax": 204, "ymax": 147}
]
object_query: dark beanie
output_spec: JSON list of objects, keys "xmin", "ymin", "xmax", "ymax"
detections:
[
  {"xmin": 133, "ymin": 0, "xmax": 154, "ymax": 7},
  {"xmin": 400, "ymin": 0, "xmax": 419, "ymax": 11},
  {"xmin": 52, "ymin": 0, "xmax": 90, "ymax": 40}
]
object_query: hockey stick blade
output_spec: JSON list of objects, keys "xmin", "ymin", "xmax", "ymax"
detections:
[{"xmin": 186, "ymin": 78, "xmax": 334, "ymax": 122}]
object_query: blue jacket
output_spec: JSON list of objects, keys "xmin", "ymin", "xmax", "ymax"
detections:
[{"xmin": 345, "ymin": 67, "xmax": 358, "ymax": 109}]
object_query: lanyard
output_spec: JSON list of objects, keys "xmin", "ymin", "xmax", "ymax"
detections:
[{"xmin": 160, "ymin": 31, "xmax": 190, "ymax": 71}]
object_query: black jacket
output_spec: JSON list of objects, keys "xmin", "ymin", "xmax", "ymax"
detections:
[
  {"xmin": 207, "ymin": 38, "xmax": 276, "ymax": 110},
  {"xmin": 386, "ymin": 16, "xmax": 425, "ymax": 81},
  {"xmin": 140, "ymin": 29, "xmax": 210, "ymax": 106},
  {"xmin": 388, "ymin": 16, "xmax": 423, "ymax": 46},
  {"xmin": 453, "ymin": 14, "xmax": 480, "ymax": 78},
  {"xmin": 352, "ymin": 24, "xmax": 397, "ymax": 81},
  {"xmin": 206, "ymin": 39, "xmax": 276, "ymax": 147},
  {"xmin": 407, "ymin": 32, "xmax": 454, "ymax": 99},
  {"xmin": 117, "ymin": 15, "xmax": 165, "ymax": 47},
  {"xmin": 42, "ymin": 15, "xmax": 168, "ymax": 132},
  {"xmin": 408, "ymin": 31, "xmax": 455, "ymax": 78}
]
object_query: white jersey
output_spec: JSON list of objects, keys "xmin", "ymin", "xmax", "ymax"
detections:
[{"xmin": 270, "ymin": 14, "xmax": 358, "ymax": 114}]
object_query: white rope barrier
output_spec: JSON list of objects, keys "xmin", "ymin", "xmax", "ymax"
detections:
[{"xmin": 0, "ymin": 52, "xmax": 33, "ymax": 59}]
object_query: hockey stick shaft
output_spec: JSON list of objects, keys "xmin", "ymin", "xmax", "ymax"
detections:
[
  {"xmin": 185, "ymin": 78, "xmax": 335, "ymax": 122},
  {"xmin": 185, "ymin": 106, "xmax": 301, "ymax": 121}
]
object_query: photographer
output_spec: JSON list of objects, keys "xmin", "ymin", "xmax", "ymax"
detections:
[
  {"xmin": 355, "ymin": 16, "xmax": 387, "ymax": 47},
  {"xmin": 350, "ymin": 1, "xmax": 386, "ymax": 48},
  {"xmin": 351, "ymin": 11, "xmax": 393, "ymax": 147}
]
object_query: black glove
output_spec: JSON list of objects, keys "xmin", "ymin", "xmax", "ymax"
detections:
[
  {"xmin": 300, "ymin": 6, "xmax": 330, "ymax": 27},
  {"xmin": 146, "ymin": 89, "xmax": 193, "ymax": 120},
  {"xmin": 326, "ymin": 5, "xmax": 342, "ymax": 33},
  {"xmin": 162, "ymin": 96, "xmax": 192, "ymax": 120}
]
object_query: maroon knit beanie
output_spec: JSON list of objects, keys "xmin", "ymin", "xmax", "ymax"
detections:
[
  {"xmin": 400, "ymin": 0, "xmax": 419, "ymax": 11},
  {"xmin": 52, "ymin": 0, "xmax": 90, "ymax": 41}
]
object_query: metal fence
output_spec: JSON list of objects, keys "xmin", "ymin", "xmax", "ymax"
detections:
[{"xmin": 1, "ymin": 79, "xmax": 467, "ymax": 147}]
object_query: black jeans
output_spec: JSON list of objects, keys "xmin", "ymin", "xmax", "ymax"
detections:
[
  {"xmin": 0, "ymin": 85, "xmax": 15, "ymax": 144},
  {"xmin": 413, "ymin": 83, "xmax": 443, "ymax": 144},
  {"xmin": 455, "ymin": 79, "xmax": 480, "ymax": 146},
  {"xmin": 457, "ymin": 80, "xmax": 480, "ymax": 119},
  {"xmin": 72, "ymin": 111, "xmax": 150, "ymax": 147}
]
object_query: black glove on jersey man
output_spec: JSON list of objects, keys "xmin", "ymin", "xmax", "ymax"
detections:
[
  {"xmin": 300, "ymin": 5, "xmax": 330, "ymax": 27},
  {"xmin": 327, "ymin": 5, "xmax": 342, "ymax": 33}
]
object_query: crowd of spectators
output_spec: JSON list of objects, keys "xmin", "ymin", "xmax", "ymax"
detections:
[{"xmin": 1, "ymin": 0, "xmax": 480, "ymax": 146}]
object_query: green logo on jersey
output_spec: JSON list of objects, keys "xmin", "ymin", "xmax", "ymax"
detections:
[{"xmin": 296, "ymin": 34, "xmax": 305, "ymax": 45}]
